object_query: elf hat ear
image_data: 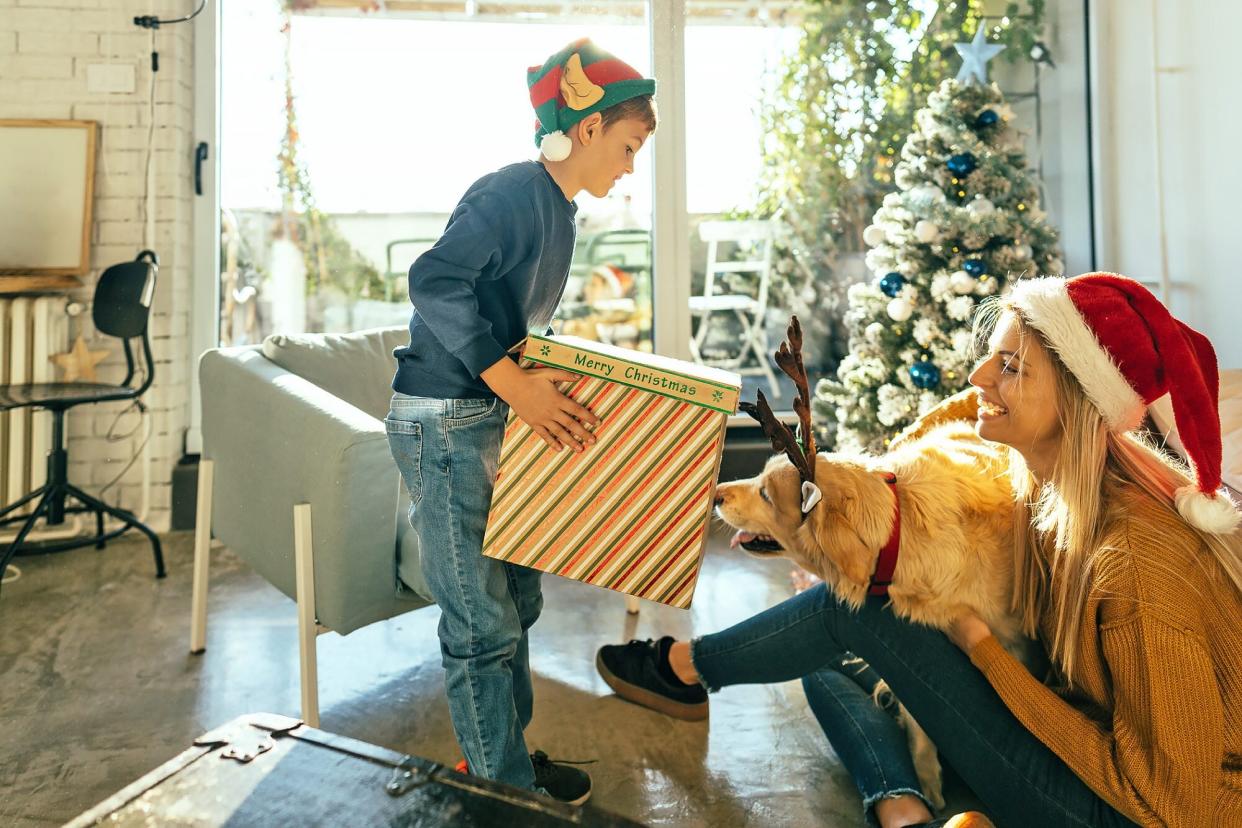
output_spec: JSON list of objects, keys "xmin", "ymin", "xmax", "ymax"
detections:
[{"xmin": 801, "ymin": 481, "xmax": 822, "ymax": 515}]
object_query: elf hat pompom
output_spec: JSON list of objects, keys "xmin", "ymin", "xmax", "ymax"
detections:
[
  {"xmin": 1008, "ymin": 272, "xmax": 1240, "ymax": 534},
  {"xmin": 527, "ymin": 39, "xmax": 655, "ymax": 160}
]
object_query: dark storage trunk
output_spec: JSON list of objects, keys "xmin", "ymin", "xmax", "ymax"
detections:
[{"xmin": 67, "ymin": 713, "xmax": 644, "ymax": 827}]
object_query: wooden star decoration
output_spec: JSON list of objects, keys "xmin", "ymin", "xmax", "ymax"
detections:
[{"xmin": 50, "ymin": 335, "xmax": 110, "ymax": 382}]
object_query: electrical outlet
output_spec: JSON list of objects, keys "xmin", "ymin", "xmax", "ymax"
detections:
[{"xmin": 86, "ymin": 63, "xmax": 137, "ymax": 94}]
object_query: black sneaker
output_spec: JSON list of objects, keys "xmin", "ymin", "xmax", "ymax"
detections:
[
  {"xmin": 595, "ymin": 636, "xmax": 709, "ymax": 721},
  {"xmin": 530, "ymin": 750, "xmax": 593, "ymax": 806}
]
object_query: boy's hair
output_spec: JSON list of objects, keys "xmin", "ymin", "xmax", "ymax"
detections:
[{"xmin": 600, "ymin": 94, "xmax": 658, "ymax": 134}]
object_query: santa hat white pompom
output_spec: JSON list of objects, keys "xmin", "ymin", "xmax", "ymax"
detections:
[
  {"xmin": 1175, "ymin": 486, "xmax": 1242, "ymax": 535},
  {"xmin": 540, "ymin": 130, "xmax": 572, "ymax": 162}
]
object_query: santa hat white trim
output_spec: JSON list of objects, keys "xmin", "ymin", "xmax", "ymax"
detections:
[{"xmin": 1008, "ymin": 277, "xmax": 1146, "ymax": 431}]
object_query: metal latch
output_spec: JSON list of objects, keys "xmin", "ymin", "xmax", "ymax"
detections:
[
  {"xmin": 193, "ymin": 713, "xmax": 303, "ymax": 764},
  {"xmin": 386, "ymin": 756, "xmax": 434, "ymax": 797}
]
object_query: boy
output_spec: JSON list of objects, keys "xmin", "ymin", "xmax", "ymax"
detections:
[{"xmin": 385, "ymin": 39, "xmax": 657, "ymax": 804}]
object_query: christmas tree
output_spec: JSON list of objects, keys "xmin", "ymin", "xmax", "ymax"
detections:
[
  {"xmin": 749, "ymin": 4, "xmax": 1050, "ymax": 376},
  {"xmin": 815, "ymin": 74, "xmax": 1062, "ymax": 453}
]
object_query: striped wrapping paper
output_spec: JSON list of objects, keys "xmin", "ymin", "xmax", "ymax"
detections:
[{"xmin": 482, "ymin": 335, "xmax": 741, "ymax": 608}]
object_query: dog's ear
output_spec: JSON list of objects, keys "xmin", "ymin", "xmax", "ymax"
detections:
[
  {"xmin": 808, "ymin": 497, "xmax": 875, "ymax": 587},
  {"xmin": 804, "ymin": 471, "xmax": 884, "ymax": 588}
]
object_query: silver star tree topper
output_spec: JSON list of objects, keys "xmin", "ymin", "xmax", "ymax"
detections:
[{"xmin": 954, "ymin": 27, "xmax": 1005, "ymax": 84}]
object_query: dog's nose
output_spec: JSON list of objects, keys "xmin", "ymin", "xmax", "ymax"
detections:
[{"xmin": 713, "ymin": 492, "xmax": 725, "ymax": 506}]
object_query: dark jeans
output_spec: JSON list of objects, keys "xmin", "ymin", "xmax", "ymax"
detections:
[{"xmin": 690, "ymin": 583, "xmax": 1136, "ymax": 828}]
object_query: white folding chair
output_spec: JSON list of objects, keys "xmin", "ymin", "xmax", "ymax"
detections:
[{"xmin": 689, "ymin": 220, "xmax": 780, "ymax": 397}]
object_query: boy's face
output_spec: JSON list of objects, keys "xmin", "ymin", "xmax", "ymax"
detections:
[{"xmin": 573, "ymin": 114, "xmax": 650, "ymax": 198}]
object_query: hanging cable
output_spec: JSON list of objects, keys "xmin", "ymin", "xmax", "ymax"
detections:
[
  {"xmin": 133, "ymin": 0, "xmax": 208, "ymax": 31},
  {"xmin": 133, "ymin": 1, "xmax": 209, "ymax": 73}
]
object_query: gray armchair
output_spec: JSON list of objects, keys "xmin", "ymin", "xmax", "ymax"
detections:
[{"xmin": 189, "ymin": 326, "xmax": 432, "ymax": 726}]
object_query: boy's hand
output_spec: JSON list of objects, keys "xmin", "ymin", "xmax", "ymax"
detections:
[{"xmin": 481, "ymin": 357, "xmax": 601, "ymax": 452}]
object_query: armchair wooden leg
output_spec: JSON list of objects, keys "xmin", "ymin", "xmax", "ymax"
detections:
[
  {"xmin": 190, "ymin": 459, "xmax": 214, "ymax": 655},
  {"xmin": 293, "ymin": 503, "xmax": 320, "ymax": 728},
  {"xmin": 625, "ymin": 595, "xmax": 641, "ymax": 614}
]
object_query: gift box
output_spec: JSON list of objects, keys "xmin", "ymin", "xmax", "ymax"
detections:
[{"xmin": 482, "ymin": 334, "xmax": 741, "ymax": 608}]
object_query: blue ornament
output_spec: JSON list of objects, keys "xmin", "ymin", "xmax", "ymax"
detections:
[
  {"xmin": 975, "ymin": 109, "xmax": 999, "ymax": 128},
  {"xmin": 879, "ymin": 272, "xmax": 905, "ymax": 298},
  {"xmin": 946, "ymin": 152, "xmax": 977, "ymax": 176},
  {"xmin": 909, "ymin": 361, "xmax": 941, "ymax": 390},
  {"xmin": 963, "ymin": 259, "xmax": 988, "ymax": 277}
]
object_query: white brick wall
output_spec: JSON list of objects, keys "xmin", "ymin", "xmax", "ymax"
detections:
[{"xmin": 1, "ymin": 0, "xmax": 196, "ymax": 531}]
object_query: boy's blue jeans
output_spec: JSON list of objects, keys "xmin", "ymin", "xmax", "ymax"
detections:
[
  {"xmin": 385, "ymin": 392, "xmax": 543, "ymax": 791},
  {"xmin": 691, "ymin": 583, "xmax": 1136, "ymax": 828}
]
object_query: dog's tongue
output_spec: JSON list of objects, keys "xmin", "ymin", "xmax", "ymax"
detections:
[{"xmin": 730, "ymin": 531, "xmax": 757, "ymax": 549}]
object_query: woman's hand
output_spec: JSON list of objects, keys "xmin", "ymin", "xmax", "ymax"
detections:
[{"xmin": 947, "ymin": 611, "xmax": 993, "ymax": 655}]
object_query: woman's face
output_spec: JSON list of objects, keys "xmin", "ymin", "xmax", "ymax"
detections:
[{"xmin": 968, "ymin": 310, "xmax": 1063, "ymax": 470}]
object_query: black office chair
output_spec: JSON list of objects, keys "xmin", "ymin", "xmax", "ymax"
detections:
[{"xmin": 0, "ymin": 250, "xmax": 165, "ymax": 587}]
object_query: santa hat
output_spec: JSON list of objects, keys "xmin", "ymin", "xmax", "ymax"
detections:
[
  {"xmin": 527, "ymin": 39, "xmax": 655, "ymax": 162},
  {"xmin": 1008, "ymin": 272, "xmax": 1240, "ymax": 534}
]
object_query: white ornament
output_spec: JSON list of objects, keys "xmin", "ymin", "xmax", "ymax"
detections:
[
  {"xmin": 914, "ymin": 220, "xmax": 939, "ymax": 243},
  {"xmin": 887, "ymin": 297, "xmax": 913, "ymax": 322},
  {"xmin": 950, "ymin": 270, "xmax": 976, "ymax": 294},
  {"xmin": 1014, "ymin": 242, "xmax": 1033, "ymax": 260},
  {"xmin": 966, "ymin": 197, "xmax": 995, "ymax": 216},
  {"xmin": 863, "ymin": 224, "xmax": 886, "ymax": 247},
  {"xmin": 539, "ymin": 130, "xmax": 572, "ymax": 162},
  {"xmin": 865, "ymin": 322, "xmax": 885, "ymax": 342}
]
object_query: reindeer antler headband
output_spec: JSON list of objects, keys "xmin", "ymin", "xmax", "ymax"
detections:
[{"xmin": 738, "ymin": 316, "xmax": 822, "ymax": 517}]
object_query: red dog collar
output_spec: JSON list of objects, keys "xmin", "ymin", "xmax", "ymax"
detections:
[{"xmin": 868, "ymin": 472, "xmax": 900, "ymax": 597}]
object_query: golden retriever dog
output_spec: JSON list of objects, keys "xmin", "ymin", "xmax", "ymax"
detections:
[{"xmin": 716, "ymin": 318, "xmax": 1033, "ymax": 808}]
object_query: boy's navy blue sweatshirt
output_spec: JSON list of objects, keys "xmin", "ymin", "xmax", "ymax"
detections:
[{"xmin": 392, "ymin": 161, "xmax": 578, "ymax": 399}]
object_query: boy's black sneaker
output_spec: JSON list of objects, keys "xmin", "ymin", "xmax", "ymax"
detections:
[
  {"xmin": 595, "ymin": 636, "xmax": 708, "ymax": 721},
  {"xmin": 530, "ymin": 750, "xmax": 593, "ymax": 806}
]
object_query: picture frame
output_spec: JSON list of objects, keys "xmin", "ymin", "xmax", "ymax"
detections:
[{"xmin": 0, "ymin": 119, "xmax": 99, "ymax": 278}]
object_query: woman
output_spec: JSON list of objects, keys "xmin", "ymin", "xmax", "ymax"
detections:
[{"xmin": 596, "ymin": 273, "xmax": 1242, "ymax": 828}]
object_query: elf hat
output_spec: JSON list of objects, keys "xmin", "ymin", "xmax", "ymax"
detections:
[
  {"xmin": 1008, "ymin": 272, "xmax": 1239, "ymax": 534},
  {"xmin": 527, "ymin": 39, "xmax": 655, "ymax": 162}
]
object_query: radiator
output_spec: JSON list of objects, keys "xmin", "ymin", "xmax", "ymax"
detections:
[{"xmin": 0, "ymin": 296, "xmax": 70, "ymax": 509}]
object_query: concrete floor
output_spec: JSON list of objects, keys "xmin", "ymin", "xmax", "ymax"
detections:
[{"xmin": 0, "ymin": 528, "xmax": 981, "ymax": 827}]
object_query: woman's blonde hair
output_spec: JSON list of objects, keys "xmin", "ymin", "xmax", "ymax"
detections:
[{"xmin": 974, "ymin": 299, "xmax": 1242, "ymax": 682}]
